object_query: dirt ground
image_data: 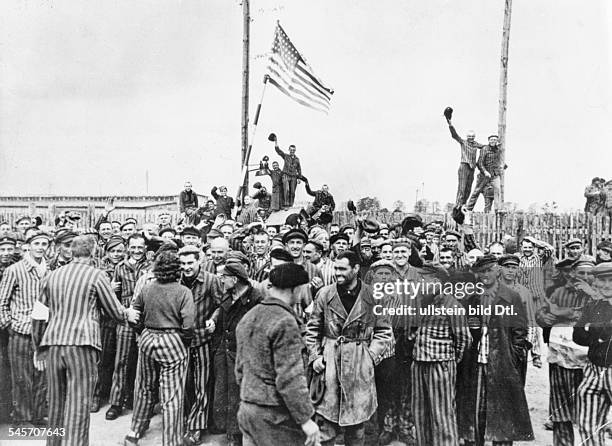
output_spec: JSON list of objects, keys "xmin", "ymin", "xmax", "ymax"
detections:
[{"xmin": 1, "ymin": 356, "xmax": 610, "ymax": 445}]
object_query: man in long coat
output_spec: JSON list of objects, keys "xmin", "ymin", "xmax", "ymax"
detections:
[
  {"xmin": 457, "ymin": 254, "xmax": 534, "ymax": 446},
  {"xmin": 305, "ymin": 250, "xmax": 392, "ymax": 446}
]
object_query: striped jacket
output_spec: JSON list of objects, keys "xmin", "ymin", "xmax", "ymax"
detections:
[
  {"xmin": 0, "ymin": 256, "xmax": 48, "ymax": 335},
  {"xmin": 113, "ymin": 257, "xmax": 151, "ymax": 306},
  {"xmin": 181, "ymin": 268, "xmax": 223, "ymax": 346},
  {"xmin": 38, "ymin": 261, "xmax": 128, "ymax": 350}
]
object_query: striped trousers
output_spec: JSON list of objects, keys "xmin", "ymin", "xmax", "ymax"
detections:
[
  {"xmin": 464, "ymin": 364, "xmax": 512, "ymax": 446},
  {"xmin": 456, "ymin": 162, "xmax": 475, "ymax": 206},
  {"xmin": 94, "ymin": 323, "xmax": 117, "ymax": 402},
  {"xmin": 186, "ymin": 343, "xmax": 212, "ymax": 431},
  {"xmin": 131, "ymin": 329, "xmax": 188, "ymax": 446},
  {"xmin": 550, "ymin": 364, "xmax": 583, "ymax": 446},
  {"xmin": 576, "ymin": 361, "xmax": 612, "ymax": 446},
  {"xmin": 8, "ymin": 332, "xmax": 47, "ymax": 422},
  {"xmin": 46, "ymin": 346, "xmax": 98, "ymax": 446},
  {"xmin": 0, "ymin": 328, "xmax": 12, "ymax": 422},
  {"xmin": 109, "ymin": 323, "xmax": 138, "ymax": 407},
  {"xmin": 411, "ymin": 360, "xmax": 458, "ymax": 446}
]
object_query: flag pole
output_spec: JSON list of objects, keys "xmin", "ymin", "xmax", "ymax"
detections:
[
  {"xmin": 240, "ymin": 0, "xmax": 250, "ymax": 203},
  {"xmin": 236, "ymin": 76, "xmax": 270, "ymax": 201},
  {"xmin": 498, "ymin": 0, "xmax": 512, "ymax": 205}
]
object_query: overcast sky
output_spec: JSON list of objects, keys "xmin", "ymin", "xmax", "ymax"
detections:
[{"xmin": 1, "ymin": 0, "xmax": 610, "ymax": 211}]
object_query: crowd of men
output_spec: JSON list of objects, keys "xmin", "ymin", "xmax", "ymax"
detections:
[{"xmin": 1, "ymin": 188, "xmax": 612, "ymax": 446}]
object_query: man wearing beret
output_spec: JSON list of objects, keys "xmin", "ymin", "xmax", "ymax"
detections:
[
  {"xmin": 537, "ymin": 258, "xmax": 594, "ymax": 445},
  {"xmin": 236, "ymin": 263, "xmax": 320, "ymax": 446},
  {"xmin": 0, "ymin": 231, "xmax": 51, "ymax": 425},
  {"xmin": 466, "ymin": 135, "xmax": 506, "ymax": 213},
  {"xmin": 457, "ymin": 254, "xmax": 534, "ymax": 445},
  {"xmin": 305, "ymin": 250, "xmax": 392, "ymax": 446},
  {"xmin": 211, "ymin": 262, "xmax": 263, "ymax": 446},
  {"xmin": 49, "ymin": 229, "xmax": 77, "ymax": 271},
  {"xmin": 120, "ymin": 221, "xmax": 137, "ymax": 241},
  {"xmin": 446, "ymin": 115, "xmax": 484, "ymax": 207},
  {"xmin": 573, "ymin": 263, "xmax": 612, "ymax": 445},
  {"xmin": 0, "ymin": 236, "xmax": 17, "ymax": 422}
]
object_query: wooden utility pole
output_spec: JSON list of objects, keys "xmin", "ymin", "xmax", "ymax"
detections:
[
  {"xmin": 498, "ymin": 0, "xmax": 512, "ymax": 204},
  {"xmin": 240, "ymin": 0, "xmax": 250, "ymax": 200}
]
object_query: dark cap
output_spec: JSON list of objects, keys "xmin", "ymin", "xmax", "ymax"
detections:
[
  {"xmin": 226, "ymin": 250, "xmax": 250, "ymax": 266},
  {"xmin": 306, "ymin": 239, "xmax": 324, "ymax": 252},
  {"xmin": 285, "ymin": 213, "xmax": 301, "ymax": 227},
  {"xmin": 270, "ymin": 248, "xmax": 293, "ymax": 262},
  {"xmin": 282, "ymin": 229, "xmax": 308, "ymax": 244},
  {"xmin": 445, "ymin": 230, "xmax": 462, "ymax": 240},
  {"xmin": 120, "ymin": 221, "xmax": 136, "ymax": 231},
  {"xmin": 221, "ymin": 262, "xmax": 249, "ymax": 282},
  {"xmin": 330, "ymin": 233, "xmax": 350, "ymax": 246},
  {"xmin": 564, "ymin": 238, "xmax": 583, "ymax": 249},
  {"xmin": 159, "ymin": 227, "xmax": 177, "ymax": 238},
  {"xmin": 180, "ymin": 226, "xmax": 201, "ymax": 238},
  {"xmin": 555, "ymin": 258, "xmax": 575, "ymax": 270},
  {"xmin": 498, "ymin": 254, "xmax": 520, "ymax": 267},
  {"xmin": 25, "ymin": 230, "xmax": 51, "ymax": 244},
  {"xmin": 105, "ymin": 235, "xmax": 125, "ymax": 251},
  {"xmin": 361, "ymin": 218, "xmax": 380, "ymax": 234},
  {"xmin": 0, "ymin": 236, "xmax": 16, "ymax": 247},
  {"xmin": 472, "ymin": 254, "xmax": 498, "ymax": 270},
  {"xmin": 269, "ymin": 263, "xmax": 310, "ymax": 289},
  {"xmin": 55, "ymin": 229, "xmax": 78, "ymax": 244}
]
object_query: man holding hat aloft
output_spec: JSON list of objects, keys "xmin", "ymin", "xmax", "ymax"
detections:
[
  {"xmin": 211, "ymin": 262, "xmax": 263, "ymax": 446},
  {"xmin": 235, "ymin": 263, "xmax": 320, "ymax": 446},
  {"xmin": 573, "ymin": 262, "xmax": 612, "ymax": 445},
  {"xmin": 0, "ymin": 230, "xmax": 51, "ymax": 425},
  {"xmin": 457, "ymin": 254, "xmax": 534, "ymax": 445}
]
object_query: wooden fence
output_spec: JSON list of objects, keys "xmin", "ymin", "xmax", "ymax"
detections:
[{"xmin": 333, "ymin": 211, "xmax": 612, "ymax": 257}]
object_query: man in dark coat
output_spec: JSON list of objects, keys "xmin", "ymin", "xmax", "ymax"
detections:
[
  {"xmin": 235, "ymin": 263, "xmax": 320, "ymax": 446},
  {"xmin": 457, "ymin": 254, "xmax": 534, "ymax": 446},
  {"xmin": 211, "ymin": 262, "xmax": 263, "ymax": 446},
  {"xmin": 180, "ymin": 182, "xmax": 199, "ymax": 225}
]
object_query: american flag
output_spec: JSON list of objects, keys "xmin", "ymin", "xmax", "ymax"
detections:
[{"xmin": 266, "ymin": 23, "xmax": 334, "ymax": 113}]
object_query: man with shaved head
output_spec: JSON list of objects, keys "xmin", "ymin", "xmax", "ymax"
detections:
[
  {"xmin": 446, "ymin": 114, "xmax": 484, "ymax": 207},
  {"xmin": 204, "ymin": 237, "xmax": 229, "ymax": 274}
]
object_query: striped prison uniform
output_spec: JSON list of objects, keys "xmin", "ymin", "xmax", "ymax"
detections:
[
  {"xmin": 411, "ymin": 293, "xmax": 471, "ymax": 446},
  {"xmin": 448, "ymin": 124, "xmax": 483, "ymax": 206},
  {"xmin": 537, "ymin": 284, "xmax": 590, "ymax": 446},
  {"xmin": 573, "ymin": 298, "xmax": 612, "ymax": 446},
  {"xmin": 131, "ymin": 280, "xmax": 194, "ymax": 446},
  {"xmin": 37, "ymin": 261, "xmax": 131, "ymax": 446},
  {"xmin": 109, "ymin": 258, "xmax": 150, "ymax": 408},
  {"xmin": 182, "ymin": 268, "xmax": 222, "ymax": 431},
  {"xmin": 0, "ymin": 256, "xmax": 49, "ymax": 422},
  {"xmin": 518, "ymin": 250, "xmax": 551, "ymax": 308},
  {"xmin": 94, "ymin": 257, "xmax": 120, "ymax": 403},
  {"xmin": 132, "ymin": 330, "xmax": 189, "ymax": 446},
  {"xmin": 549, "ymin": 364, "xmax": 583, "ymax": 446}
]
